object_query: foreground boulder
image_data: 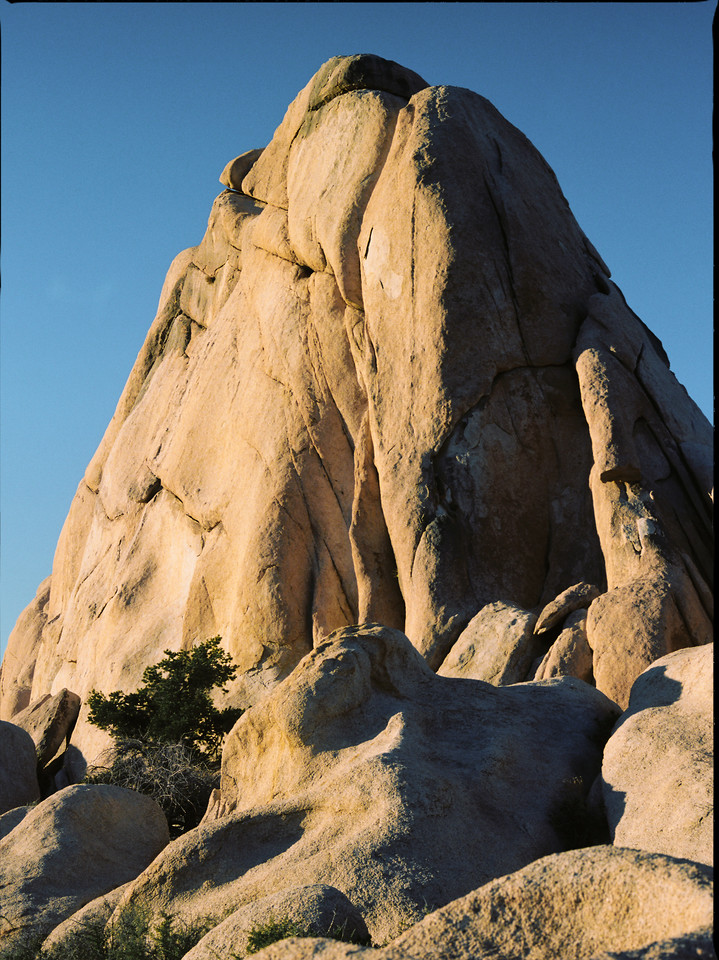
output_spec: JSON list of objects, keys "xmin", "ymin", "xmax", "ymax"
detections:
[
  {"xmin": 1, "ymin": 54, "xmax": 711, "ymax": 758},
  {"xmin": 40, "ymin": 882, "xmax": 131, "ymax": 957},
  {"xmin": 0, "ymin": 784, "xmax": 169, "ymax": 952},
  {"xmin": 106, "ymin": 625, "xmax": 618, "ymax": 945},
  {"xmin": 249, "ymin": 847, "xmax": 712, "ymax": 960},
  {"xmin": 183, "ymin": 884, "xmax": 370, "ymax": 960},
  {"xmin": 383, "ymin": 846, "xmax": 713, "ymax": 960},
  {"xmin": 602, "ymin": 643, "xmax": 713, "ymax": 865},
  {"xmin": 588, "ymin": 928, "xmax": 716, "ymax": 960},
  {"xmin": 0, "ymin": 720, "xmax": 40, "ymax": 815},
  {"xmin": 253, "ymin": 931, "xmax": 717, "ymax": 960}
]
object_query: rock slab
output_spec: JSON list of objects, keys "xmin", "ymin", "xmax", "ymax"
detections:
[
  {"xmin": 602, "ymin": 643, "xmax": 713, "ymax": 865},
  {"xmin": 11, "ymin": 688, "xmax": 81, "ymax": 768},
  {"xmin": 246, "ymin": 848, "xmax": 713, "ymax": 960},
  {"xmin": 383, "ymin": 846, "xmax": 713, "ymax": 960}
]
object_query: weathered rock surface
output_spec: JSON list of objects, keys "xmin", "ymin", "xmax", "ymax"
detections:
[
  {"xmin": 588, "ymin": 927, "xmax": 716, "ymax": 960},
  {"xmin": 220, "ymin": 148, "xmax": 265, "ymax": 191},
  {"xmin": 0, "ymin": 784, "xmax": 169, "ymax": 952},
  {"xmin": 0, "ymin": 805, "xmax": 32, "ymax": 841},
  {"xmin": 575, "ymin": 283, "xmax": 713, "ymax": 708},
  {"xmin": 0, "ymin": 720, "xmax": 40, "ymax": 814},
  {"xmin": 241, "ymin": 941, "xmax": 368, "ymax": 959},
  {"xmin": 252, "ymin": 931, "xmax": 718, "ymax": 960},
  {"xmin": 533, "ymin": 609, "xmax": 594, "ymax": 683},
  {"xmin": 248, "ymin": 930, "xmax": 718, "ymax": 960},
  {"xmin": 235, "ymin": 848, "xmax": 714, "ymax": 960},
  {"xmin": 183, "ymin": 884, "xmax": 370, "ymax": 960},
  {"xmin": 2, "ymin": 54, "xmax": 711, "ymax": 759},
  {"xmin": 0, "ymin": 576, "xmax": 50, "ymax": 719},
  {"xmin": 383, "ymin": 847, "xmax": 713, "ymax": 960},
  {"xmin": 105, "ymin": 625, "xmax": 618, "ymax": 945},
  {"xmin": 602, "ymin": 643, "xmax": 713, "ymax": 865},
  {"xmin": 535, "ymin": 581, "xmax": 602, "ymax": 634}
]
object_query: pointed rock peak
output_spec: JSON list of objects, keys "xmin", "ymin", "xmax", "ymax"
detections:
[{"xmin": 306, "ymin": 53, "xmax": 429, "ymax": 111}]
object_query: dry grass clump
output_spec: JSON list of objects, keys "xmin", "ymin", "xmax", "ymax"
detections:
[{"xmin": 86, "ymin": 739, "xmax": 219, "ymax": 837}]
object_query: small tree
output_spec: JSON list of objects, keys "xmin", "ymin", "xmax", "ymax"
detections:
[
  {"xmin": 87, "ymin": 636, "xmax": 243, "ymax": 763},
  {"xmin": 86, "ymin": 638, "xmax": 243, "ymax": 836}
]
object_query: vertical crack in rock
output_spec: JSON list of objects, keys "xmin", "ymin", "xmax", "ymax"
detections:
[{"xmin": 482, "ymin": 173, "xmax": 530, "ymax": 366}]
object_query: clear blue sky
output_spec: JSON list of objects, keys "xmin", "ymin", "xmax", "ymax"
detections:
[{"xmin": 1, "ymin": 2, "xmax": 714, "ymax": 658}]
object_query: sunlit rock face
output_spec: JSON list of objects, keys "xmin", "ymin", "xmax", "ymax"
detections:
[{"xmin": 0, "ymin": 54, "xmax": 712, "ymax": 760}]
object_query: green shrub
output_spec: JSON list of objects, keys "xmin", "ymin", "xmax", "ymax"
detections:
[
  {"xmin": 116, "ymin": 906, "xmax": 210, "ymax": 960},
  {"xmin": 245, "ymin": 917, "xmax": 313, "ymax": 954},
  {"xmin": 87, "ymin": 637, "xmax": 243, "ymax": 763},
  {"xmin": 0, "ymin": 905, "xmax": 371, "ymax": 960},
  {"xmin": 0, "ymin": 930, "xmax": 45, "ymax": 960},
  {"xmin": 243, "ymin": 914, "xmax": 371, "ymax": 955},
  {"xmin": 0, "ymin": 903, "xmax": 211, "ymax": 960},
  {"xmin": 85, "ymin": 637, "xmax": 243, "ymax": 836}
]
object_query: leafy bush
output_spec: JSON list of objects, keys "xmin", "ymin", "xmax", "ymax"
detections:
[
  {"xmin": 87, "ymin": 637, "xmax": 243, "ymax": 763},
  {"xmin": 0, "ymin": 904, "xmax": 372, "ymax": 960},
  {"xmin": 245, "ymin": 917, "xmax": 313, "ymax": 954},
  {"xmin": 115, "ymin": 906, "xmax": 210, "ymax": 960},
  {"xmin": 0, "ymin": 930, "xmax": 44, "ymax": 960},
  {"xmin": 85, "ymin": 638, "xmax": 243, "ymax": 836},
  {"xmin": 85, "ymin": 739, "xmax": 219, "ymax": 837}
]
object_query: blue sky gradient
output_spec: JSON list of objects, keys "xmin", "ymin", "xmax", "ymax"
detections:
[{"xmin": 1, "ymin": 1, "xmax": 714, "ymax": 656}]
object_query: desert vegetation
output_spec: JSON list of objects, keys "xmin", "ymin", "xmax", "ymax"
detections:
[
  {"xmin": 0, "ymin": 903, "xmax": 211, "ymax": 960},
  {"xmin": 0, "ymin": 903, "xmax": 371, "ymax": 960},
  {"xmin": 85, "ymin": 638, "xmax": 242, "ymax": 836}
]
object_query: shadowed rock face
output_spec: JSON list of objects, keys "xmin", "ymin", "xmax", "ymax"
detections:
[{"xmin": 0, "ymin": 54, "xmax": 712, "ymax": 758}]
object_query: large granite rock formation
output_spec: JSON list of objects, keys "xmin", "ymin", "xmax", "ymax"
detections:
[{"xmin": 0, "ymin": 54, "xmax": 712, "ymax": 765}]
